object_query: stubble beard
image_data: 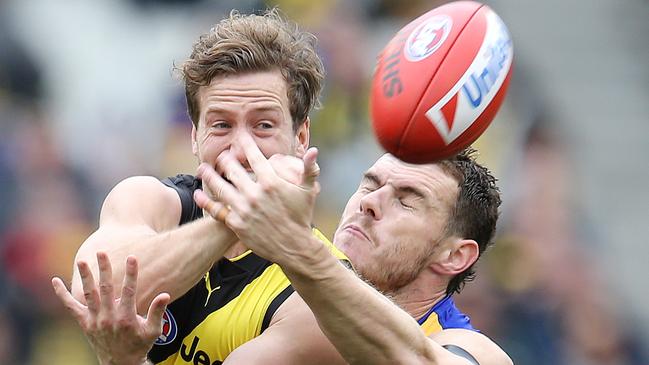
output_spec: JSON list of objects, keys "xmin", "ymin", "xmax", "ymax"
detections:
[{"xmin": 356, "ymin": 240, "xmax": 436, "ymax": 296}]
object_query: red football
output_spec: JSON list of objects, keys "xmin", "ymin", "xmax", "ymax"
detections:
[{"xmin": 370, "ymin": 1, "xmax": 514, "ymax": 163}]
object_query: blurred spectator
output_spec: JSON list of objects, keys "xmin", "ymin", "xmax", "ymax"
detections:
[
  {"xmin": 0, "ymin": 105, "xmax": 97, "ymax": 365},
  {"xmin": 0, "ymin": 0, "xmax": 647, "ymax": 363},
  {"xmin": 457, "ymin": 117, "xmax": 649, "ymax": 365},
  {"xmin": 0, "ymin": 9, "xmax": 42, "ymax": 102}
]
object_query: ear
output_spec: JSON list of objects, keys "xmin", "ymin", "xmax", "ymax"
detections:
[
  {"xmin": 430, "ymin": 239, "xmax": 479, "ymax": 276},
  {"xmin": 294, "ymin": 117, "xmax": 310, "ymax": 157},
  {"xmin": 191, "ymin": 124, "xmax": 199, "ymax": 156}
]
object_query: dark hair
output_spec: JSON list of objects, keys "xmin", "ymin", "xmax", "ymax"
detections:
[
  {"xmin": 438, "ymin": 148, "xmax": 502, "ymax": 295},
  {"xmin": 180, "ymin": 8, "xmax": 325, "ymax": 130}
]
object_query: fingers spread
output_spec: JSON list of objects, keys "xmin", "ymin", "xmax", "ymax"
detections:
[
  {"xmin": 52, "ymin": 277, "xmax": 87, "ymax": 322},
  {"xmin": 96, "ymin": 252, "xmax": 115, "ymax": 314},
  {"xmin": 77, "ymin": 260, "xmax": 100, "ymax": 315},
  {"xmin": 118, "ymin": 255, "xmax": 139, "ymax": 315},
  {"xmin": 145, "ymin": 292, "xmax": 171, "ymax": 340}
]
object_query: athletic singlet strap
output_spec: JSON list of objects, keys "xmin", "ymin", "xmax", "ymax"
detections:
[
  {"xmin": 160, "ymin": 174, "xmax": 203, "ymax": 225},
  {"xmin": 442, "ymin": 344, "xmax": 479, "ymax": 365}
]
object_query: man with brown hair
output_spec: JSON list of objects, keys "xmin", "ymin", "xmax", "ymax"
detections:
[
  {"xmin": 53, "ymin": 8, "xmax": 513, "ymax": 365},
  {"xmin": 54, "ymin": 9, "xmax": 349, "ymax": 365},
  {"xmin": 56, "ymin": 141, "xmax": 514, "ymax": 364}
]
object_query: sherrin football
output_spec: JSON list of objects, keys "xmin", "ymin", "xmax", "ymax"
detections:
[{"xmin": 370, "ymin": 1, "xmax": 514, "ymax": 163}]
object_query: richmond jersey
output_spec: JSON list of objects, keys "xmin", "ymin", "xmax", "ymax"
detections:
[{"xmin": 148, "ymin": 174, "xmax": 349, "ymax": 364}]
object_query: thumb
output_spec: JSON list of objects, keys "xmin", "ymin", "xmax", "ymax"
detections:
[
  {"xmin": 145, "ymin": 293, "xmax": 171, "ymax": 340},
  {"xmin": 301, "ymin": 147, "xmax": 320, "ymax": 190}
]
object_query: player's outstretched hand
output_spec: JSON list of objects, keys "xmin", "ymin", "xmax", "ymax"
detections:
[
  {"xmin": 195, "ymin": 133, "xmax": 321, "ymax": 266},
  {"xmin": 52, "ymin": 252, "xmax": 170, "ymax": 365}
]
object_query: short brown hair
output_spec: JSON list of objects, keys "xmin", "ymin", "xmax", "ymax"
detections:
[
  {"xmin": 438, "ymin": 148, "xmax": 502, "ymax": 295},
  {"xmin": 181, "ymin": 9, "xmax": 325, "ymax": 130}
]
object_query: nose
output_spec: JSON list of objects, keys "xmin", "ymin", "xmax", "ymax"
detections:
[
  {"xmin": 228, "ymin": 130, "xmax": 251, "ymax": 167},
  {"xmin": 359, "ymin": 188, "xmax": 385, "ymax": 220}
]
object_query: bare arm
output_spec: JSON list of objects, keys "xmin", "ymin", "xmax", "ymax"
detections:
[
  {"xmin": 430, "ymin": 329, "xmax": 513, "ymax": 365},
  {"xmin": 280, "ymin": 236, "xmax": 512, "ymax": 365},
  {"xmin": 199, "ymin": 143, "xmax": 436, "ymax": 364},
  {"xmin": 199, "ymin": 138, "xmax": 512, "ymax": 365},
  {"xmin": 280, "ymin": 234, "xmax": 439, "ymax": 364},
  {"xmin": 71, "ymin": 176, "xmax": 237, "ymax": 314}
]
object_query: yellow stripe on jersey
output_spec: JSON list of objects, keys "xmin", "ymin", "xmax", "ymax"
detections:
[
  {"xmin": 313, "ymin": 228, "xmax": 350, "ymax": 263},
  {"xmin": 420, "ymin": 311, "xmax": 443, "ymax": 336},
  {"xmin": 216, "ymin": 228, "xmax": 348, "ymax": 264},
  {"xmin": 157, "ymin": 228, "xmax": 348, "ymax": 364},
  {"xmin": 163, "ymin": 264, "xmax": 290, "ymax": 364}
]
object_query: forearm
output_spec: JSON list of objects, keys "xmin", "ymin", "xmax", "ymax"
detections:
[
  {"xmin": 107, "ymin": 217, "xmax": 237, "ymax": 312},
  {"xmin": 280, "ymin": 237, "xmax": 436, "ymax": 365},
  {"xmin": 74, "ymin": 217, "xmax": 237, "ymax": 314}
]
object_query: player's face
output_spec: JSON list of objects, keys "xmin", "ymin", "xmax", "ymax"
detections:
[
  {"xmin": 191, "ymin": 70, "xmax": 309, "ymax": 179},
  {"xmin": 333, "ymin": 154, "xmax": 458, "ymax": 293}
]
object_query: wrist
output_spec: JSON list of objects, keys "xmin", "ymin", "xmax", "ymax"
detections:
[
  {"xmin": 201, "ymin": 216, "xmax": 238, "ymax": 262},
  {"xmin": 280, "ymin": 232, "xmax": 340, "ymax": 283}
]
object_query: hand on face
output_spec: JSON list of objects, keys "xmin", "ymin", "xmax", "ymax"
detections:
[
  {"xmin": 194, "ymin": 133, "xmax": 320, "ymax": 265},
  {"xmin": 51, "ymin": 253, "xmax": 169, "ymax": 365}
]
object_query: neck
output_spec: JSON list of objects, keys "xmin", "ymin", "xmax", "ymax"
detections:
[
  {"xmin": 389, "ymin": 277, "xmax": 449, "ymax": 321},
  {"xmin": 224, "ymin": 241, "xmax": 249, "ymax": 259}
]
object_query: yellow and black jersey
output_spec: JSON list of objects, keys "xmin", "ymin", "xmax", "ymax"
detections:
[{"xmin": 150, "ymin": 174, "xmax": 349, "ymax": 364}]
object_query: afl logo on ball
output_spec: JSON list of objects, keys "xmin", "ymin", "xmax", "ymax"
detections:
[
  {"xmin": 154, "ymin": 309, "xmax": 178, "ymax": 346},
  {"xmin": 405, "ymin": 15, "xmax": 452, "ymax": 62}
]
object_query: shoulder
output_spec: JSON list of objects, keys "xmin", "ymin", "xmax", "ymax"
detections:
[
  {"xmin": 430, "ymin": 328, "xmax": 513, "ymax": 365},
  {"xmin": 104, "ymin": 176, "xmax": 180, "ymax": 209},
  {"xmin": 100, "ymin": 176, "xmax": 182, "ymax": 231}
]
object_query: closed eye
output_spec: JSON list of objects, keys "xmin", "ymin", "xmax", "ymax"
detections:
[{"xmin": 398, "ymin": 198, "xmax": 414, "ymax": 209}]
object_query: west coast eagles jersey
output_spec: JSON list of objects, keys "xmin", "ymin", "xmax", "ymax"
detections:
[{"xmin": 418, "ymin": 295, "xmax": 475, "ymax": 335}]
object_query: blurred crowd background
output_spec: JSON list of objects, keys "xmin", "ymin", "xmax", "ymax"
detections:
[{"xmin": 1, "ymin": 0, "xmax": 648, "ymax": 364}]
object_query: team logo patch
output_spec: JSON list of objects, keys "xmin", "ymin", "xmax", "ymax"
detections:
[
  {"xmin": 405, "ymin": 15, "xmax": 452, "ymax": 62},
  {"xmin": 154, "ymin": 309, "xmax": 178, "ymax": 346}
]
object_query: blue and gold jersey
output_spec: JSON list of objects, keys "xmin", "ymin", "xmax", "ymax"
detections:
[
  {"xmin": 418, "ymin": 295, "xmax": 475, "ymax": 336},
  {"xmin": 149, "ymin": 175, "xmax": 349, "ymax": 364}
]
